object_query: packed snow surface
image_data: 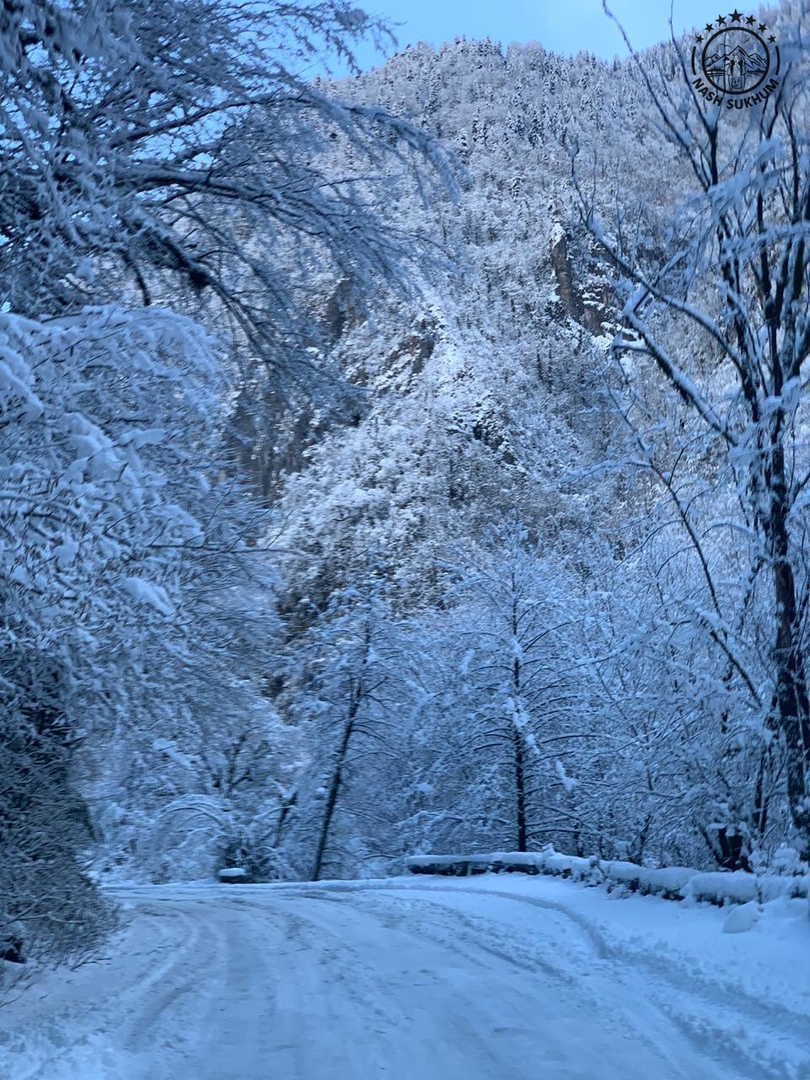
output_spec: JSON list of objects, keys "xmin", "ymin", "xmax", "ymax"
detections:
[{"xmin": 1, "ymin": 874, "xmax": 808, "ymax": 1079}]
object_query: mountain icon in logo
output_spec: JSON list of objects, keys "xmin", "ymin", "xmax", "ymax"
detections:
[{"xmin": 704, "ymin": 45, "xmax": 768, "ymax": 75}]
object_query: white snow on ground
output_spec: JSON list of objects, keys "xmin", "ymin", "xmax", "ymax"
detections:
[{"xmin": 0, "ymin": 874, "xmax": 808, "ymax": 1080}]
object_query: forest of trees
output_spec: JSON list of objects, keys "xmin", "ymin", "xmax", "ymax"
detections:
[{"xmin": 3, "ymin": 0, "xmax": 810, "ymax": 975}]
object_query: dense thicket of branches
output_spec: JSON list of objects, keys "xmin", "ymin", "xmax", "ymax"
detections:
[
  {"xmin": 0, "ymin": 0, "xmax": 458, "ymax": 377},
  {"xmin": 579, "ymin": 7, "xmax": 810, "ymax": 856},
  {"xmin": 0, "ymin": 0, "xmax": 457, "ymax": 975}
]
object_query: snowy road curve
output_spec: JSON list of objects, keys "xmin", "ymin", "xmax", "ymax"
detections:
[{"xmin": 1, "ymin": 878, "xmax": 808, "ymax": 1080}]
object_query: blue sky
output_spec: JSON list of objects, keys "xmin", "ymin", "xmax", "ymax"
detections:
[{"xmin": 343, "ymin": 1, "xmax": 764, "ymax": 70}]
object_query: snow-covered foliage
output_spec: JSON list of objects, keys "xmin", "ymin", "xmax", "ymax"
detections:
[
  {"xmin": 0, "ymin": 0, "xmax": 459, "ymax": 382},
  {"xmin": 0, "ymin": 305, "xmax": 220, "ymax": 965},
  {"xmin": 577, "ymin": 6, "xmax": 810, "ymax": 857},
  {"xmin": 0, "ymin": 0, "xmax": 464, "ymax": 972}
]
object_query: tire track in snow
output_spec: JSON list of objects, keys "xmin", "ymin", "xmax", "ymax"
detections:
[
  {"xmin": 369, "ymin": 884, "xmax": 810, "ymax": 1080},
  {"xmin": 253, "ymin": 887, "xmax": 740, "ymax": 1080},
  {"xmin": 1, "ymin": 882, "xmax": 796, "ymax": 1080},
  {"xmin": 242, "ymin": 892, "xmax": 576, "ymax": 1079}
]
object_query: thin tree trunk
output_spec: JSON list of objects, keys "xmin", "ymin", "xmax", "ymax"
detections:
[
  {"xmin": 767, "ymin": 445, "xmax": 810, "ymax": 852},
  {"xmin": 311, "ymin": 685, "xmax": 360, "ymax": 882},
  {"xmin": 273, "ymin": 790, "xmax": 297, "ymax": 848},
  {"xmin": 772, "ymin": 556, "xmax": 810, "ymax": 845},
  {"xmin": 513, "ymin": 722, "xmax": 527, "ymax": 853},
  {"xmin": 511, "ymin": 588, "xmax": 528, "ymax": 853}
]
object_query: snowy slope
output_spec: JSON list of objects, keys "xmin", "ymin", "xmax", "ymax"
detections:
[{"xmin": 0, "ymin": 875, "xmax": 808, "ymax": 1080}]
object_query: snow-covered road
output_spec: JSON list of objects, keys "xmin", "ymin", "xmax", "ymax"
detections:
[{"xmin": 1, "ymin": 876, "xmax": 808, "ymax": 1080}]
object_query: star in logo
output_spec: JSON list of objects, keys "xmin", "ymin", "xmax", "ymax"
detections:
[
  {"xmin": 746, "ymin": 15, "xmax": 756, "ymax": 24},
  {"xmin": 729, "ymin": 9, "xmax": 743, "ymax": 21},
  {"xmin": 769, "ymin": 34, "xmax": 776, "ymax": 42},
  {"xmin": 717, "ymin": 14, "xmax": 726, "ymax": 24},
  {"xmin": 759, "ymin": 23, "xmax": 767, "ymax": 32},
  {"xmin": 705, "ymin": 22, "xmax": 714, "ymax": 32}
]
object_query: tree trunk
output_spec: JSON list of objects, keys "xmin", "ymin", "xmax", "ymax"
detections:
[
  {"xmin": 511, "ymin": 602, "xmax": 528, "ymax": 852},
  {"xmin": 767, "ymin": 446, "xmax": 810, "ymax": 853},
  {"xmin": 513, "ymin": 723, "xmax": 527, "ymax": 853},
  {"xmin": 772, "ymin": 559, "xmax": 810, "ymax": 849},
  {"xmin": 311, "ymin": 685, "xmax": 360, "ymax": 882}
]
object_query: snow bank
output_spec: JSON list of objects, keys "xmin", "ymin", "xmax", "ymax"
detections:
[{"xmin": 405, "ymin": 847, "xmax": 810, "ymax": 907}]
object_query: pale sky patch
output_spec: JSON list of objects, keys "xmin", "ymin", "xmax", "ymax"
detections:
[{"xmin": 330, "ymin": 0, "xmax": 774, "ymax": 73}]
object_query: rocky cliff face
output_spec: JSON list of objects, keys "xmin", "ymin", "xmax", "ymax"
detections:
[{"xmin": 257, "ymin": 36, "xmax": 691, "ymax": 607}]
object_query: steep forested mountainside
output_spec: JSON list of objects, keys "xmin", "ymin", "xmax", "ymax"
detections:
[{"xmin": 265, "ymin": 38, "xmax": 691, "ymax": 611}]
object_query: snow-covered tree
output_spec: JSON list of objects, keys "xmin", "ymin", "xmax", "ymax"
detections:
[
  {"xmin": 579, "ymin": 529, "xmax": 783, "ymax": 870},
  {"xmin": 0, "ymin": 0, "xmax": 459, "ymax": 380},
  {"xmin": 436, "ymin": 525, "xmax": 591, "ymax": 853},
  {"xmin": 0, "ymin": 304, "xmax": 225, "ymax": 963},
  {"xmin": 580, "ymin": 10, "xmax": 810, "ymax": 856},
  {"xmin": 279, "ymin": 582, "xmax": 433, "ymax": 879}
]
